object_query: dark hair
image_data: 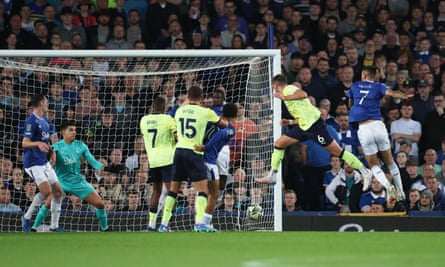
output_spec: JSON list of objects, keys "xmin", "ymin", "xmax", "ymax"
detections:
[
  {"xmin": 362, "ymin": 66, "xmax": 377, "ymax": 79},
  {"xmin": 60, "ymin": 120, "xmax": 76, "ymax": 130},
  {"xmin": 152, "ymin": 96, "xmax": 166, "ymax": 112},
  {"xmin": 222, "ymin": 103, "xmax": 238, "ymax": 119},
  {"xmin": 188, "ymin": 86, "xmax": 203, "ymax": 100},
  {"xmin": 31, "ymin": 94, "xmax": 46, "ymax": 108}
]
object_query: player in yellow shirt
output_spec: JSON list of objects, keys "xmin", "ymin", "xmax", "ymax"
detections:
[
  {"xmin": 140, "ymin": 96, "xmax": 177, "ymax": 231},
  {"xmin": 257, "ymin": 74, "xmax": 371, "ymax": 185},
  {"xmin": 159, "ymin": 86, "xmax": 229, "ymax": 232}
]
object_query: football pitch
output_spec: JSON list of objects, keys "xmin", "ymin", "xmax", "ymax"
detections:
[{"xmin": 1, "ymin": 232, "xmax": 444, "ymax": 267}]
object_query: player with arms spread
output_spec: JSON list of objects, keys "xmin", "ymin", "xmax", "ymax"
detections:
[
  {"xmin": 159, "ymin": 86, "xmax": 228, "ymax": 232},
  {"xmin": 194, "ymin": 103, "xmax": 238, "ymax": 230},
  {"xmin": 140, "ymin": 96, "xmax": 177, "ymax": 231},
  {"xmin": 348, "ymin": 66, "xmax": 411, "ymax": 200},
  {"xmin": 22, "ymin": 94, "xmax": 63, "ymax": 232},
  {"xmin": 258, "ymin": 74, "xmax": 371, "ymax": 185},
  {"xmin": 33, "ymin": 120, "xmax": 110, "ymax": 231}
]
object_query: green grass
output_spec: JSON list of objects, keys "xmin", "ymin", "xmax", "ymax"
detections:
[{"xmin": 1, "ymin": 232, "xmax": 444, "ymax": 267}]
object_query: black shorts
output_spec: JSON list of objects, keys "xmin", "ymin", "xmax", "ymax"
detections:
[
  {"xmin": 149, "ymin": 165, "xmax": 173, "ymax": 183},
  {"xmin": 172, "ymin": 148, "xmax": 207, "ymax": 182},
  {"xmin": 284, "ymin": 118, "xmax": 333, "ymax": 147}
]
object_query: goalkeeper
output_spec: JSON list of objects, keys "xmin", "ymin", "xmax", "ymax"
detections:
[
  {"xmin": 258, "ymin": 74, "xmax": 371, "ymax": 184},
  {"xmin": 32, "ymin": 120, "xmax": 112, "ymax": 231}
]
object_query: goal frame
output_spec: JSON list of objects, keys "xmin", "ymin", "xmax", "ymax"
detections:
[{"xmin": 0, "ymin": 49, "xmax": 283, "ymax": 232}]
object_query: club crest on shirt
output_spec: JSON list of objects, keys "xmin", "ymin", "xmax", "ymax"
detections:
[{"xmin": 26, "ymin": 124, "xmax": 32, "ymax": 132}]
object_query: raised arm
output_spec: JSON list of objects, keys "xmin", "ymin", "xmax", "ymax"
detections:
[{"xmin": 274, "ymin": 88, "xmax": 308, "ymax": 101}]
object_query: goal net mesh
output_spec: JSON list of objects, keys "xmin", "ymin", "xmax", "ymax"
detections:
[{"xmin": 0, "ymin": 52, "xmax": 277, "ymax": 232}]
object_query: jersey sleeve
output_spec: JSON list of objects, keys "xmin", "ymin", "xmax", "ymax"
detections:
[
  {"xmin": 168, "ymin": 116, "xmax": 177, "ymax": 134},
  {"xmin": 52, "ymin": 142, "xmax": 61, "ymax": 152},
  {"xmin": 283, "ymin": 85, "xmax": 298, "ymax": 97},
  {"xmin": 23, "ymin": 118, "xmax": 35, "ymax": 139},
  {"xmin": 207, "ymin": 108, "xmax": 220, "ymax": 124},
  {"xmin": 346, "ymin": 84, "xmax": 355, "ymax": 99},
  {"xmin": 379, "ymin": 83, "xmax": 388, "ymax": 97},
  {"xmin": 81, "ymin": 142, "xmax": 103, "ymax": 170}
]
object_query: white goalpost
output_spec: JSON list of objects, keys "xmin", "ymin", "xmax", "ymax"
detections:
[{"xmin": 0, "ymin": 49, "xmax": 282, "ymax": 232}]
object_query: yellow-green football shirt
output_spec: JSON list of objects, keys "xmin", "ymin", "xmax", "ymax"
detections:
[
  {"xmin": 283, "ymin": 84, "xmax": 320, "ymax": 130},
  {"xmin": 140, "ymin": 114, "xmax": 176, "ymax": 168},
  {"xmin": 174, "ymin": 104, "xmax": 220, "ymax": 154}
]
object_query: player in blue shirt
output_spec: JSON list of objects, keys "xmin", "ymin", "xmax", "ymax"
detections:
[
  {"xmin": 348, "ymin": 66, "xmax": 411, "ymax": 201},
  {"xmin": 22, "ymin": 94, "xmax": 64, "ymax": 232},
  {"xmin": 195, "ymin": 103, "xmax": 237, "ymax": 229},
  {"xmin": 32, "ymin": 120, "xmax": 111, "ymax": 231}
]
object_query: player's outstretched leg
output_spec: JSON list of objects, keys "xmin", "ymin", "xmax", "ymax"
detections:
[{"xmin": 32, "ymin": 204, "xmax": 50, "ymax": 231}]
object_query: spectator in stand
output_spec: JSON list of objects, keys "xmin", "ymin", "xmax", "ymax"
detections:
[
  {"xmin": 217, "ymin": 190, "xmax": 236, "ymax": 212},
  {"xmin": 370, "ymin": 201, "xmax": 385, "ymax": 213},
  {"xmin": 145, "ymin": 0, "xmax": 179, "ymax": 48},
  {"xmin": 106, "ymin": 24, "xmax": 132, "ymax": 49},
  {"xmin": 312, "ymin": 57, "xmax": 338, "ymax": 91},
  {"xmin": 360, "ymin": 177, "xmax": 387, "ymax": 212},
  {"xmin": 216, "ymin": 0, "xmax": 248, "ymax": 43},
  {"xmin": 418, "ymin": 150, "xmax": 442, "ymax": 176},
  {"xmin": 297, "ymin": 67, "xmax": 326, "ymax": 105},
  {"xmin": 328, "ymin": 65, "xmax": 353, "ymax": 111},
  {"xmin": 120, "ymin": 190, "xmax": 147, "ymax": 211},
  {"xmin": 412, "ymin": 163, "xmax": 439, "ymax": 192},
  {"xmin": 99, "ymin": 168, "xmax": 125, "ymax": 209},
  {"xmin": 1, "ymin": 13, "xmax": 33, "ymax": 48},
  {"xmin": 337, "ymin": 4, "xmax": 357, "ymax": 36},
  {"xmin": 436, "ymin": 158, "xmax": 445, "ymax": 186},
  {"xmin": 420, "ymin": 93, "xmax": 445, "ymax": 154},
  {"xmin": 30, "ymin": 22, "xmax": 51, "ymax": 49},
  {"xmin": 43, "ymin": 5, "xmax": 60, "ymax": 35},
  {"xmin": 17, "ymin": 177, "xmax": 37, "ymax": 211},
  {"xmin": 390, "ymin": 101, "xmax": 422, "ymax": 160},
  {"xmin": 0, "ymin": 186, "xmax": 22, "ymax": 213},
  {"xmin": 413, "ymin": 189, "xmax": 435, "ymax": 211},
  {"xmin": 317, "ymin": 16, "xmax": 340, "ymax": 52},
  {"xmin": 282, "ymin": 189, "xmax": 301, "ymax": 212},
  {"xmin": 336, "ymin": 112, "xmax": 363, "ymax": 160},
  {"xmin": 425, "ymin": 176, "xmax": 445, "ymax": 211},
  {"xmin": 221, "ymin": 14, "xmax": 245, "ymax": 49},
  {"xmin": 411, "ymin": 80, "xmax": 434, "ymax": 124},
  {"xmin": 325, "ymin": 161, "xmax": 363, "ymax": 213},
  {"xmin": 406, "ymin": 189, "xmax": 421, "ymax": 211},
  {"xmin": 125, "ymin": 136, "xmax": 145, "ymax": 176},
  {"xmin": 53, "ymin": 7, "xmax": 87, "ymax": 48}
]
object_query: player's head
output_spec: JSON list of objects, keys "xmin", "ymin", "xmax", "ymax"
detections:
[
  {"xmin": 361, "ymin": 66, "xmax": 377, "ymax": 80},
  {"xmin": 187, "ymin": 86, "xmax": 203, "ymax": 101},
  {"xmin": 222, "ymin": 103, "xmax": 238, "ymax": 121},
  {"xmin": 152, "ymin": 96, "xmax": 166, "ymax": 113},
  {"xmin": 60, "ymin": 120, "xmax": 77, "ymax": 142},
  {"xmin": 272, "ymin": 74, "xmax": 287, "ymax": 91},
  {"xmin": 31, "ymin": 94, "xmax": 48, "ymax": 111},
  {"xmin": 212, "ymin": 88, "xmax": 226, "ymax": 106}
]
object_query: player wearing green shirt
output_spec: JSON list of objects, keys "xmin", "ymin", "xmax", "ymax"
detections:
[
  {"xmin": 159, "ymin": 86, "xmax": 229, "ymax": 232},
  {"xmin": 140, "ymin": 96, "xmax": 177, "ymax": 231},
  {"xmin": 257, "ymin": 74, "xmax": 371, "ymax": 185},
  {"xmin": 32, "ymin": 120, "xmax": 110, "ymax": 231}
]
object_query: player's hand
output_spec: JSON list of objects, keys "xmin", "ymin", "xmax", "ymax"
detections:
[
  {"xmin": 280, "ymin": 119, "xmax": 289, "ymax": 126},
  {"xmin": 194, "ymin": 144, "xmax": 205, "ymax": 152},
  {"xmin": 405, "ymin": 93, "xmax": 415, "ymax": 99},
  {"xmin": 38, "ymin": 142, "xmax": 50, "ymax": 153},
  {"xmin": 273, "ymin": 92, "xmax": 284, "ymax": 100}
]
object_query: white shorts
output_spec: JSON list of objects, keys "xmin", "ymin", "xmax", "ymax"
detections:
[
  {"xmin": 216, "ymin": 145, "xmax": 230, "ymax": 176},
  {"xmin": 205, "ymin": 162, "xmax": 220, "ymax": 181},
  {"xmin": 357, "ymin": 120, "xmax": 391, "ymax": 156},
  {"xmin": 25, "ymin": 162, "xmax": 59, "ymax": 186}
]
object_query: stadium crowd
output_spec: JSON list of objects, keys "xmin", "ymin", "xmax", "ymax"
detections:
[{"xmin": 1, "ymin": 0, "xmax": 445, "ymax": 219}]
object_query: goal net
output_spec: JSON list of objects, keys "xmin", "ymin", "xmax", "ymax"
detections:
[{"xmin": 0, "ymin": 50, "xmax": 282, "ymax": 232}]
